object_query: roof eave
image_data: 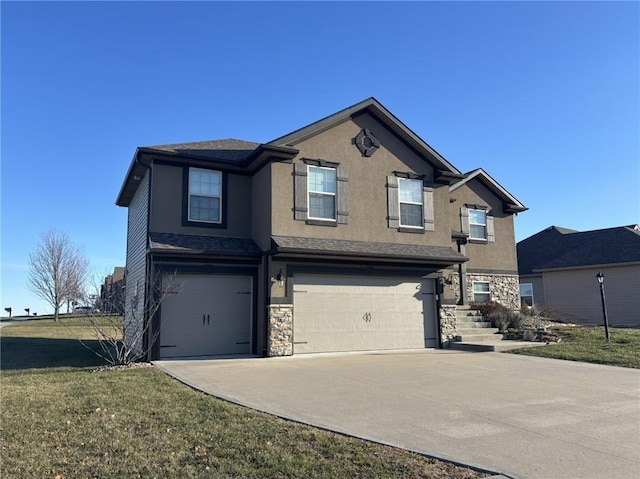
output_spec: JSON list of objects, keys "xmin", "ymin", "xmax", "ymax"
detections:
[
  {"xmin": 451, "ymin": 168, "xmax": 527, "ymax": 213},
  {"xmin": 272, "ymin": 246, "xmax": 468, "ymax": 265},
  {"xmin": 115, "ymin": 148, "xmax": 150, "ymax": 207}
]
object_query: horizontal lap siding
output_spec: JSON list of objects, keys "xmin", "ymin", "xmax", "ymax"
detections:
[
  {"xmin": 543, "ymin": 265, "xmax": 640, "ymax": 326},
  {"xmin": 124, "ymin": 171, "xmax": 150, "ymax": 356}
]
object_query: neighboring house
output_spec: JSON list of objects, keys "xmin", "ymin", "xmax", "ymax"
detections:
[
  {"xmin": 116, "ymin": 97, "xmax": 527, "ymax": 360},
  {"xmin": 517, "ymin": 225, "xmax": 640, "ymax": 326},
  {"xmin": 100, "ymin": 266, "xmax": 125, "ymax": 314}
]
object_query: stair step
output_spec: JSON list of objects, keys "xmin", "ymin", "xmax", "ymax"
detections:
[
  {"xmin": 455, "ymin": 333, "xmax": 503, "ymax": 342},
  {"xmin": 455, "ymin": 311, "xmax": 484, "ymax": 317},
  {"xmin": 455, "ymin": 320, "xmax": 494, "ymax": 328},
  {"xmin": 449, "ymin": 341, "xmax": 548, "ymax": 353},
  {"xmin": 457, "ymin": 327, "xmax": 500, "ymax": 335}
]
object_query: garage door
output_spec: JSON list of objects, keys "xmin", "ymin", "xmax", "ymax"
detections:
[
  {"xmin": 293, "ymin": 275, "xmax": 437, "ymax": 354},
  {"xmin": 159, "ymin": 274, "xmax": 252, "ymax": 358}
]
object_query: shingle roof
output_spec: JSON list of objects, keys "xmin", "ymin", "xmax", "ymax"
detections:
[
  {"xmin": 272, "ymin": 235, "xmax": 467, "ymax": 264},
  {"xmin": 144, "ymin": 138, "xmax": 261, "ymax": 162},
  {"xmin": 517, "ymin": 225, "xmax": 640, "ymax": 274},
  {"xmin": 149, "ymin": 232, "xmax": 262, "ymax": 256}
]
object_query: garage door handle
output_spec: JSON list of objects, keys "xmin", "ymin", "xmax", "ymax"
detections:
[{"xmin": 207, "ymin": 314, "xmax": 210, "ymax": 325}]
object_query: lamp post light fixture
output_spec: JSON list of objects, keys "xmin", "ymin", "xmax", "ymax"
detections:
[{"xmin": 596, "ymin": 272, "xmax": 610, "ymax": 343}]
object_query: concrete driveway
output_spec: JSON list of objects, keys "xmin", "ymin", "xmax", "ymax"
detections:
[{"xmin": 155, "ymin": 350, "xmax": 640, "ymax": 479}]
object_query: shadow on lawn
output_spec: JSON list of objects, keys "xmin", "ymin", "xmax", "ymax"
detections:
[{"xmin": 0, "ymin": 336, "xmax": 107, "ymax": 370}]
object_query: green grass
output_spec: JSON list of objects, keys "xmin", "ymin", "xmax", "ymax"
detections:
[
  {"xmin": 1, "ymin": 320, "xmax": 483, "ymax": 479},
  {"xmin": 508, "ymin": 325, "xmax": 640, "ymax": 368}
]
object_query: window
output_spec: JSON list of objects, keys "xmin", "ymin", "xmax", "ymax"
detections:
[
  {"xmin": 398, "ymin": 178, "xmax": 423, "ymax": 228},
  {"xmin": 188, "ymin": 168, "xmax": 221, "ymax": 223},
  {"xmin": 472, "ymin": 282, "xmax": 491, "ymax": 302},
  {"xmin": 308, "ymin": 166, "xmax": 336, "ymax": 221},
  {"xmin": 520, "ymin": 283, "xmax": 534, "ymax": 307},
  {"xmin": 387, "ymin": 175, "xmax": 434, "ymax": 232},
  {"xmin": 469, "ymin": 209, "xmax": 487, "ymax": 240}
]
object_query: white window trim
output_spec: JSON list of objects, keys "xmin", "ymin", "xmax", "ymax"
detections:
[
  {"xmin": 398, "ymin": 178, "xmax": 424, "ymax": 229},
  {"xmin": 472, "ymin": 281, "xmax": 491, "ymax": 302},
  {"xmin": 307, "ymin": 165, "xmax": 337, "ymax": 221},
  {"xmin": 188, "ymin": 167, "xmax": 222, "ymax": 224},
  {"xmin": 469, "ymin": 208, "xmax": 488, "ymax": 241}
]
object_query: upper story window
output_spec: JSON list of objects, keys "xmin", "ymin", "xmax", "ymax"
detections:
[
  {"xmin": 468, "ymin": 209, "xmax": 487, "ymax": 240},
  {"xmin": 461, "ymin": 206, "xmax": 494, "ymax": 242},
  {"xmin": 398, "ymin": 178, "xmax": 424, "ymax": 228},
  {"xmin": 293, "ymin": 161, "xmax": 348, "ymax": 225},
  {"xmin": 308, "ymin": 165, "xmax": 337, "ymax": 221},
  {"xmin": 387, "ymin": 175, "xmax": 434, "ymax": 232},
  {"xmin": 188, "ymin": 168, "xmax": 222, "ymax": 223}
]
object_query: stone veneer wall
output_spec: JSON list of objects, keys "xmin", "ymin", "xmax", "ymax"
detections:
[
  {"xmin": 439, "ymin": 304, "xmax": 457, "ymax": 347},
  {"xmin": 468, "ymin": 273, "xmax": 520, "ymax": 309},
  {"xmin": 267, "ymin": 304, "xmax": 293, "ymax": 357}
]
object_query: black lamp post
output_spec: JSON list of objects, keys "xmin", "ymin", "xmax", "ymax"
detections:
[{"xmin": 596, "ymin": 272, "xmax": 610, "ymax": 343}]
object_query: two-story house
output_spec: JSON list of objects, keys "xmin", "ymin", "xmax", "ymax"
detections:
[{"xmin": 116, "ymin": 98, "xmax": 527, "ymax": 360}]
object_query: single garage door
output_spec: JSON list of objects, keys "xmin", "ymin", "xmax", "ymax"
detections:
[
  {"xmin": 159, "ymin": 274, "xmax": 252, "ymax": 358},
  {"xmin": 293, "ymin": 275, "xmax": 437, "ymax": 354}
]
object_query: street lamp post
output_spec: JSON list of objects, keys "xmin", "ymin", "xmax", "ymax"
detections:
[{"xmin": 596, "ymin": 272, "xmax": 610, "ymax": 343}]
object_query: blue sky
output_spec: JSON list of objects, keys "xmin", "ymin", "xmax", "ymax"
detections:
[{"xmin": 2, "ymin": 1, "xmax": 638, "ymax": 315}]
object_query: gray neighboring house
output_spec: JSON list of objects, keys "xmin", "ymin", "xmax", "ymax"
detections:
[
  {"xmin": 116, "ymin": 97, "xmax": 527, "ymax": 360},
  {"xmin": 517, "ymin": 225, "xmax": 640, "ymax": 326}
]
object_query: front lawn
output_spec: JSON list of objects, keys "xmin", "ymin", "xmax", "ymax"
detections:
[
  {"xmin": 508, "ymin": 325, "xmax": 640, "ymax": 368},
  {"xmin": 1, "ymin": 320, "xmax": 483, "ymax": 479}
]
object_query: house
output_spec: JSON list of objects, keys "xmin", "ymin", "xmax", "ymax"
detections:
[
  {"xmin": 116, "ymin": 98, "xmax": 527, "ymax": 360},
  {"xmin": 517, "ymin": 225, "xmax": 640, "ymax": 326},
  {"xmin": 99, "ymin": 266, "xmax": 125, "ymax": 314}
]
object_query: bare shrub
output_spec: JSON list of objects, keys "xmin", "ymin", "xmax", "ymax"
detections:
[{"xmin": 74, "ymin": 271, "xmax": 181, "ymax": 366}]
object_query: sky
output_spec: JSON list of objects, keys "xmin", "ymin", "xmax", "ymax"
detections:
[{"xmin": 1, "ymin": 1, "xmax": 638, "ymax": 316}]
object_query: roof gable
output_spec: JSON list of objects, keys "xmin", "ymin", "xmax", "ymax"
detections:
[
  {"xmin": 268, "ymin": 97, "xmax": 462, "ymax": 178},
  {"xmin": 450, "ymin": 168, "xmax": 527, "ymax": 213}
]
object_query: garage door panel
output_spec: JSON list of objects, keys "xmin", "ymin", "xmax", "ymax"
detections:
[
  {"xmin": 294, "ymin": 275, "xmax": 437, "ymax": 354},
  {"xmin": 159, "ymin": 274, "xmax": 252, "ymax": 359}
]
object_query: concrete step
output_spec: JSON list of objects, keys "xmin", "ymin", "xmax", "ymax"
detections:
[
  {"xmin": 455, "ymin": 320, "xmax": 494, "ymax": 328},
  {"xmin": 456, "ymin": 311, "xmax": 483, "ymax": 321},
  {"xmin": 449, "ymin": 340, "xmax": 548, "ymax": 353},
  {"xmin": 455, "ymin": 332, "xmax": 502, "ymax": 342},
  {"xmin": 457, "ymin": 327, "xmax": 500, "ymax": 336}
]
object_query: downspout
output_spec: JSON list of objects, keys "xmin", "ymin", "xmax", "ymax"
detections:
[
  {"xmin": 262, "ymin": 253, "xmax": 270, "ymax": 357},
  {"xmin": 457, "ymin": 238, "xmax": 468, "ymax": 305}
]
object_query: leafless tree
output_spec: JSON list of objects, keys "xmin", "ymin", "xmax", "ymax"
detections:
[
  {"xmin": 75, "ymin": 271, "xmax": 181, "ymax": 366},
  {"xmin": 27, "ymin": 229, "xmax": 88, "ymax": 322}
]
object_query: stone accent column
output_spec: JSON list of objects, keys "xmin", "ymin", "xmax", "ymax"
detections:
[
  {"xmin": 439, "ymin": 304, "xmax": 458, "ymax": 347},
  {"xmin": 267, "ymin": 304, "xmax": 293, "ymax": 357}
]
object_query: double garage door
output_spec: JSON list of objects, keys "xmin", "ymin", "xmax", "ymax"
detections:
[
  {"xmin": 159, "ymin": 274, "xmax": 252, "ymax": 359},
  {"xmin": 293, "ymin": 275, "xmax": 438, "ymax": 354}
]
